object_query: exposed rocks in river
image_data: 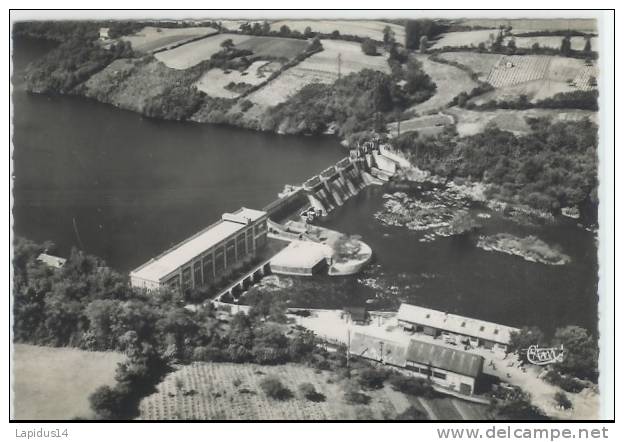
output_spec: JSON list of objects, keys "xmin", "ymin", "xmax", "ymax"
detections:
[{"xmin": 477, "ymin": 233, "xmax": 571, "ymax": 265}]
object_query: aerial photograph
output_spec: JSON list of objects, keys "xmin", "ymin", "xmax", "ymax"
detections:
[{"xmin": 10, "ymin": 10, "xmax": 611, "ymax": 423}]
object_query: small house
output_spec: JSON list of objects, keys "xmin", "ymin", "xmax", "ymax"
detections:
[
  {"xmin": 36, "ymin": 253, "xmax": 66, "ymax": 269},
  {"xmin": 99, "ymin": 28, "xmax": 110, "ymax": 40}
]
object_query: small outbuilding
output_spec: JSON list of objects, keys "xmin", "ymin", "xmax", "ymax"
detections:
[{"xmin": 37, "ymin": 253, "xmax": 66, "ymax": 269}]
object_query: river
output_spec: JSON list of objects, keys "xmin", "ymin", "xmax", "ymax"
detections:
[{"xmin": 12, "ymin": 37, "xmax": 598, "ymax": 335}]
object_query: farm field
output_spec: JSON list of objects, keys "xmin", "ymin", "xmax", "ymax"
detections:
[
  {"xmin": 386, "ymin": 113, "xmax": 454, "ymax": 138},
  {"xmin": 437, "ymin": 52, "xmax": 597, "ymax": 102},
  {"xmin": 505, "ymin": 36, "xmax": 598, "ymax": 52},
  {"xmin": 154, "ymin": 34, "xmax": 250, "ymax": 69},
  {"xmin": 246, "ymin": 39, "xmax": 389, "ymax": 108},
  {"xmin": 137, "ymin": 361, "xmax": 487, "ymax": 420},
  {"xmin": 195, "ymin": 61, "xmax": 273, "ymax": 98},
  {"xmin": 408, "ymin": 54, "xmax": 479, "ymax": 115},
  {"xmin": 458, "ymin": 18, "xmax": 597, "ymax": 33},
  {"xmin": 236, "ymin": 36, "xmax": 309, "ymax": 59},
  {"xmin": 447, "ymin": 107, "xmax": 598, "ymax": 136},
  {"xmin": 429, "ymin": 29, "xmax": 497, "ymax": 49},
  {"xmin": 138, "ymin": 362, "xmax": 403, "ymax": 420},
  {"xmin": 121, "ymin": 26, "xmax": 218, "ymax": 53},
  {"xmin": 270, "ymin": 20, "xmax": 405, "ymax": 42},
  {"xmin": 12, "ymin": 344, "xmax": 125, "ymax": 420}
]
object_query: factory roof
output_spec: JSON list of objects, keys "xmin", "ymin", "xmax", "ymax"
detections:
[
  {"xmin": 350, "ymin": 333, "xmax": 407, "ymax": 367},
  {"xmin": 131, "ymin": 208, "xmax": 266, "ymax": 283},
  {"xmin": 269, "ymin": 240, "xmax": 331, "ymax": 272},
  {"xmin": 405, "ymin": 340, "xmax": 484, "ymax": 378},
  {"xmin": 397, "ymin": 303, "xmax": 519, "ymax": 345}
]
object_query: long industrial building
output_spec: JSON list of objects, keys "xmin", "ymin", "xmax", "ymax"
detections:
[
  {"xmin": 397, "ymin": 303, "xmax": 520, "ymax": 352},
  {"xmin": 349, "ymin": 332, "xmax": 484, "ymax": 395},
  {"xmin": 130, "ymin": 208, "xmax": 268, "ymax": 291}
]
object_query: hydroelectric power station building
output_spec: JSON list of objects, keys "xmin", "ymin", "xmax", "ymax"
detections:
[{"xmin": 130, "ymin": 208, "xmax": 268, "ymax": 291}]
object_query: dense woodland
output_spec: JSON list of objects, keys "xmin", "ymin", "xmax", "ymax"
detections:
[{"xmin": 392, "ymin": 118, "xmax": 598, "ymax": 216}]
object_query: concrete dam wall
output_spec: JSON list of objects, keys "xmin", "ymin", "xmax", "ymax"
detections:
[{"xmin": 303, "ymin": 158, "xmax": 368, "ymax": 216}]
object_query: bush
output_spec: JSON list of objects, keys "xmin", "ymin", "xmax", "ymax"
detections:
[
  {"xmin": 89, "ymin": 385, "xmax": 127, "ymax": 420},
  {"xmin": 259, "ymin": 376, "xmax": 292, "ymax": 400},
  {"xmin": 360, "ymin": 38, "xmax": 378, "ymax": 56},
  {"xmin": 543, "ymin": 371, "xmax": 586, "ymax": 393},
  {"xmin": 357, "ymin": 367, "xmax": 390, "ymax": 390},
  {"xmin": 395, "ymin": 405, "xmax": 429, "ymax": 420},
  {"xmin": 388, "ymin": 374, "xmax": 435, "ymax": 397},
  {"xmin": 298, "ymin": 382, "xmax": 326, "ymax": 402},
  {"xmin": 343, "ymin": 388, "xmax": 371, "ymax": 405},
  {"xmin": 554, "ymin": 391, "xmax": 573, "ymax": 410}
]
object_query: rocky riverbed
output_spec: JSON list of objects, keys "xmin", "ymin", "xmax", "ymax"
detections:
[
  {"xmin": 477, "ymin": 233, "xmax": 571, "ymax": 265},
  {"xmin": 373, "ymin": 184, "xmax": 482, "ymax": 242}
]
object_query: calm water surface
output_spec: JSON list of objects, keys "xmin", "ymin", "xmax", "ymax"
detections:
[
  {"xmin": 12, "ymin": 37, "xmax": 345, "ymax": 271},
  {"xmin": 12, "ymin": 37, "xmax": 598, "ymax": 335}
]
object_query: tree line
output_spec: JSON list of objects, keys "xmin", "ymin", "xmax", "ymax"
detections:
[{"xmin": 391, "ymin": 117, "xmax": 598, "ymax": 216}]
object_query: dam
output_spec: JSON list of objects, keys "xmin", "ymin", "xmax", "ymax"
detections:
[{"xmin": 129, "ymin": 141, "xmax": 400, "ymax": 302}]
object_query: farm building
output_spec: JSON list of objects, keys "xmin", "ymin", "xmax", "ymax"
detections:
[
  {"xmin": 397, "ymin": 303, "xmax": 519, "ymax": 351},
  {"xmin": 350, "ymin": 333, "xmax": 406, "ymax": 366},
  {"xmin": 130, "ymin": 208, "xmax": 268, "ymax": 291},
  {"xmin": 349, "ymin": 333, "xmax": 484, "ymax": 395},
  {"xmin": 404, "ymin": 340, "xmax": 484, "ymax": 395},
  {"xmin": 36, "ymin": 253, "xmax": 66, "ymax": 269}
]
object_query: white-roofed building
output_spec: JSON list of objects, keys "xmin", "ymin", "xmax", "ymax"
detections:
[
  {"xmin": 36, "ymin": 253, "xmax": 66, "ymax": 269},
  {"xmin": 130, "ymin": 207, "xmax": 268, "ymax": 291},
  {"xmin": 397, "ymin": 303, "xmax": 520, "ymax": 352}
]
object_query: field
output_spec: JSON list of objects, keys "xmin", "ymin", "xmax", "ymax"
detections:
[
  {"xmin": 429, "ymin": 29, "xmax": 497, "ymax": 49},
  {"xmin": 195, "ymin": 61, "xmax": 274, "ymax": 98},
  {"xmin": 137, "ymin": 361, "xmax": 488, "ymax": 420},
  {"xmin": 270, "ymin": 20, "xmax": 405, "ymax": 42},
  {"xmin": 12, "ymin": 344, "xmax": 125, "ymax": 420},
  {"xmin": 437, "ymin": 52, "xmax": 598, "ymax": 102},
  {"xmin": 154, "ymin": 34, "xmax": 250, "ymax": 69},
  {"xmin": 246, "ymin": 39, "xmax": 390, "ymax": 107},
  {"xmin": 408, "ymin": 54, "xmax": 480, "ymax": 115},
  {"xmin": 138, "ymin": 362, "xmax": 400, "ymax": 420},
  {"xmin": 121, "ymin": 26, "xmax": 218, "ymax": 53},
  {"xmin": 457, "ymin": 18, "xmax": 597, "ymax": 33},
  {"xmin": 236, "ymin": 36, "xmax": 309, "ymax": 59},
  {"xmin": 386, "ymin": 113, "xmax": 454, "ymax": 138},
  {"xmin": 505, "ymin": 36, "xmax": 598, "ymax": 52},
  {"xmin": 447, "ymin": 107, "xmax": 598, "ymax": 136}
]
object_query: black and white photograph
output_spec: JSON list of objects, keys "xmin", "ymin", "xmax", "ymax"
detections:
[{"xmin": 8, "ymin": 6, "xmax": 615, "ymax": 429}]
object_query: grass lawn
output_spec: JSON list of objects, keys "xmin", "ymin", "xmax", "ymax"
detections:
[{"xmin": 12, "ymin": 344, "xmax": 125, "ymax": 420}]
